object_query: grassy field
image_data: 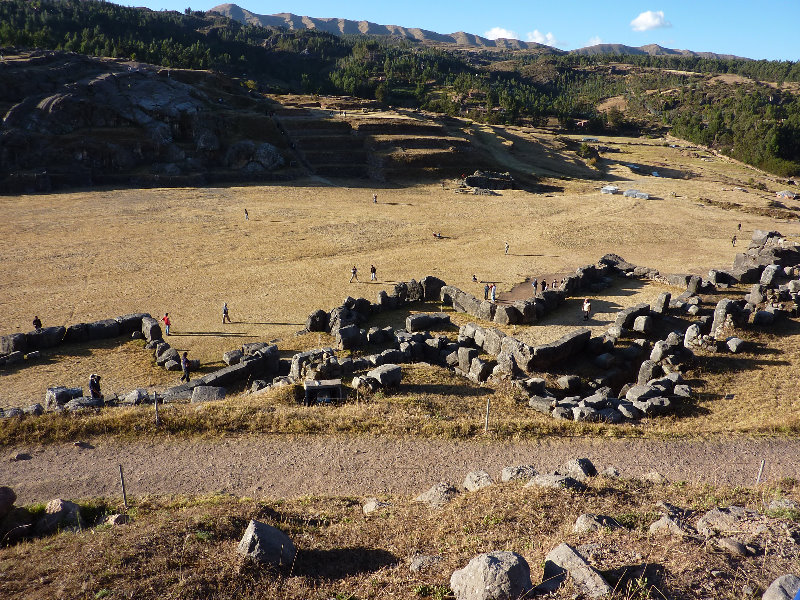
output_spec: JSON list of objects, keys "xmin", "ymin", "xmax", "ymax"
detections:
[
  {"xmin": 2, "ymin": 131, "xmax": 800, "ymax": 435},
  {"xmin": 0, "ymin": 476, "xmax": 797, "ymax": 599}
]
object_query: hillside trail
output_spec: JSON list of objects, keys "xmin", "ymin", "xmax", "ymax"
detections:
[{"xmin": 3, "ymin": 435, "xmax": 799, "ymax": 504}]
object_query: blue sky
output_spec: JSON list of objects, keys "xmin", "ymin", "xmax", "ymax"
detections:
[{"xmin": 128, "ymin": 1, "xmax": 799, "ymax": 61}]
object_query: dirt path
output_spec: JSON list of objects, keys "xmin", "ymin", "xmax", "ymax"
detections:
[{"xmin": 3, "ymin": 435, "xmax": 799, "ymax": 504}]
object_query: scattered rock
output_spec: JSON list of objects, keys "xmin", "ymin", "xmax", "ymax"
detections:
[
  {"xmin": 105, "ymin": 514, "xmax": 130, "ymax": 526},
  {"xmin": 648, "ymin": 515, "xmax": 687, "ymax": 537},
  {"xmin": 560, "ymin": 458, "xmax": 597, "ymax": 482},
  {"xmin": 500, "ymin": 465, "xmax": 537, "ymax": 483},
  {"xmin": 236, "ymin": 519, "xmax": 296, "ymax": 567},
  {"xmin": 450, "ymin": 551, "xmax": 533, "ymax": 600},
  {"xmin": 362, "ymin": 498, "xmax": 391, "ymax": 516},
  {"xmin": 34, "ymin": 499, "xmax": 83, "ymax": 535},
  {"xmin": 409, "ymin": 553, "xmax": 444, "ymax": 573},
  {"xmin": 642, "ymin": 471, "xmax": 668, "ymax": 484},
  {"xmin": 463, "ymin": 470, "xmax": 493, "ymax": 492},
  {"xmin": 414, "ymin": 482, "xmax": 459, "ymax": 508},
  {"xmin": 763, "ymin": 574, "xmax": 800, "ymax": 600},
  {"xmin": 716, "ymin": 536, "xmax": 748, "ymax": 556},
  {"xmin": 573, "ymin": 514, "xmax": 621, "ymax": 534},
  {"xmin": 525, "ymin": 474, "xmax": 584, "ymax": 491},
  {"xmin": 539, "ymin": 543, "xmax": 612, "ymax": 598}
]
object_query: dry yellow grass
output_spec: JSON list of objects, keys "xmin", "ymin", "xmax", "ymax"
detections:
[
  {"xmin": 2, "ymin": 132, "xmax": 800, "ymax": 436},
  {"xmin": 0, "ymin": 477, "xmax": 797, "ymax": 599}
]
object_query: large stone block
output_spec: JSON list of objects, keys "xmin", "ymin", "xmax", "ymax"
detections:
[
  {"xmin": 421, "ymin": 275, "xmax": 446, "ymax": 301},
  {"xmin": 141, "ymin": 317, "xmax": 162, "ymax": 342},
  {"xmin": 87, "ymin": 319, "xmax": 121, "ymax": 340},
  {"xmin": 0, "ymin": 333, "xmax": 27, "ymax": 355},
  {"xmin": 115, "ymin": 313, "xmax": 149, "ymax": 334},
  {"xmin": 191, "ymin": 386, "xmax": 227, "ymax": 403},
  {"xmin": 25, "ymin": 326, "xmax": 65, "ymax": 350},
  {"xmin": 366, "ymin": 364, "xmax": 402, "ymax": 387}
]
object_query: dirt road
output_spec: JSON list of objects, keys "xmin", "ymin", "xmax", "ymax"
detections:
[{"xmin": 3, "ymin": 435, "xmax": 799, "ymax": 504}]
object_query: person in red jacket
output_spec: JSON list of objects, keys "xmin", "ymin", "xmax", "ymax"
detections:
[{"xmin": 160, "ymin": 313, "xmax": 171, "ymax": 336}]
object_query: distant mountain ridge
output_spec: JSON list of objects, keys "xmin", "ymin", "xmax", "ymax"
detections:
[
  {"xmin": 210, "ymin": 3, "xmax": 746, "ymax": 59},
  {"xmin": 209, "ymin": 3, "xmax": 551, "ymax": 50}
]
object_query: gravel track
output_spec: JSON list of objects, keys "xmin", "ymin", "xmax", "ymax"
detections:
[{"xmin": 3, "ymin": 435, "xmax": 800, "ymax": 504}]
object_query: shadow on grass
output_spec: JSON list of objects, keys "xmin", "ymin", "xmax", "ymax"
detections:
[
  {"xmin": 602, "ymin": 562, "xmax": 674, "ymax": 600},
  {"xmin": 171, "ymin": 331, "xmax": 259, "ymax": 338},
  {"xmin": 402, "ymin": 383, "xmax": 492, "ymax": 398},
  {"xmin": 293, "ymin": 547, "xmax": 397, "ymax": 579},
  {"xmin": 0, "ymin": 337, "xmax": 135, "ymax": 375}
]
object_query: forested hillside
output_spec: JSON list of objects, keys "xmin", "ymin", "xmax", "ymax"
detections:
[{"xmin": 1, "ymin": 0, "xmax": 799, "ymax": 176}]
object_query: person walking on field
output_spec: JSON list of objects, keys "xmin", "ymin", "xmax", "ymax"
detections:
[
  {"xmin": 582, "ymin": 299, "xmax": 592, "ymax": 321},
  {"xmin": 504, "ymin": 241, "xmax": 509, "ymax": 255},
  {"xmin": 244, "ymin": 208, "xmax": 249, "ymax": 220},
  {"xmin": 370, "ymin": 265, "xmax": 377, "ymax": 281},
  {"xmin": 180, "ymin": 352, "xmax": 191, "ymax": 383},
  {"xmin": 350, "ymin": 266, "xmax": 358, "ymax": 283},
  {"xmin": 732, "ymin": 235, "xmax": 737, "ymax": 247},
  {"xmin": 32, "ymin": 316, "xmax": 42, "ymax": 330},
  {"xmin": 222, "ymin": 302, "xmax": 231, "ymax": 324},
  {"xmin": 161, "ymin": 313, "xmax": 171, "ymax": 336},
  {"xmin": 372, "ymin": 193, "xmax": 378, "ymax": 203}
]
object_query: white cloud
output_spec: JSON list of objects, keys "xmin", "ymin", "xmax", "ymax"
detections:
[
  {"xmin": 484, "ymin": 27, "xmax": 519, "ymax": 40},
  {"xmin": 630, "ymin": 10, "xmax": 671, "ymax": 32},
  {"xmin": 588, "ymin": 36, "xmax": 603, "ymax": 46},
  {"xmin": 526, "ymin": 30, "xmax": 559, "ymax": 46}
]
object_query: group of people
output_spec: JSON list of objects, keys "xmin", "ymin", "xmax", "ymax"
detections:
[
  {"xmin": 483, "ymin": 283, "xmax": 497, "ymax": 302},
  {"xmin": 350, "ymin": 265, "xmax": 378, "ymax": 283},
  {"xmin": 530, "ymin": 278, "xmax": 565, "ymax": 292}
]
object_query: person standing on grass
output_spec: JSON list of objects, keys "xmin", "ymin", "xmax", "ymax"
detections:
[
  {"xmin": 244, "ymin": 208, "xmax": 249, "ymax": 220},
  {"xmin": 372, "ymin": 193, "xmax": 377, "ymax": 203},
  {"xmin": 180, "ymin": 352, "xmax": 190, "ymax": 383},
  {"xmin": 370, "ymin": 264, "xmax": 377, "ymax": 281},
  {"xmin": 222, "ymin": 302, "xmax": 231, "ymax": 324},
  {"xmin": 32, "ymin": 316, "xmax": 42, "ymax": 330},
  {"xmin": 582, "ymin": 299, "xmax": 592, "ymax": 321},
  {"xmin": 160, "ymin": 313, "xmax": 171, "ymax": 336},
  {"xmin": 504, "ymin": 241, "xmax": 509, "ymax": 255},
  {"xmin": 350, "ymin": 265, "xmax": 358, "ymax": 283},
  {"xmin": 89, "ymin": 374, "xmax": 102, "ymax": 399},
  {"xmin": 490, "ymin": 284, "xmax": 496, "ymax": 302},
  {"xmin": 484, "ymin": 283, "xmax": 489, "ymax": 300},
  {"xmin": 532, "ymin": 278, "xmax": 537, "ymax": 292}
]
